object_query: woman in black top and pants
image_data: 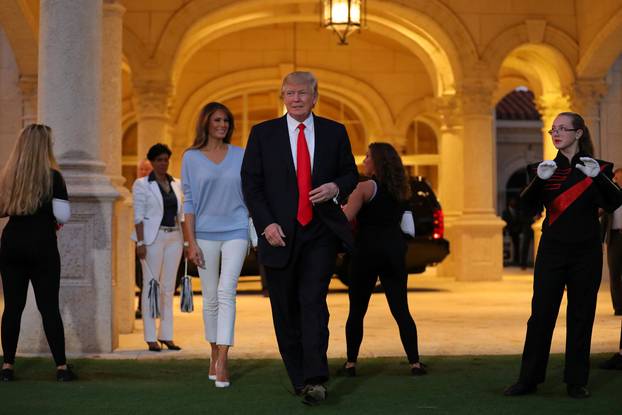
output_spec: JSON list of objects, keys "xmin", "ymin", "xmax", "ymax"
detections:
[
  {"xmin": 505, "ymin": 112, "xmax": 622, "ymax": 398},
  {"xmin": 341, "ymin": 142, "xmax": 425, "ymax": 376},
  {"xmin": 0, "ymin": 124, "xmax": 75, "ymax": 382}
]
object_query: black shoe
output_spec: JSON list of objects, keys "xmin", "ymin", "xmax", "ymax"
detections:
[
  {"xmin": 411, "ymin": 362, "xmax": 427, "ymax": 376},
  {"xmin": 147, "ymin": 342, "xmax": 161, "ymax": 352},
  {"xmin": 599, "ymin": 353, "xmax": 622, "ymax": 370},
  {"xmin": 567, "ymin": 384, "xmax": 590, "ymax": 399},
  {"xmin": 614, "ymin": 310, "xmax": 622, "ymax": 316},
  {"xmin": 158, "ymin": 340, "xmax": 181, "ymax": 351},
  {"xmin": 56, "ymin": 366, "xmax": 77, "ymax": 382},
  {"xmin": 337, "ymin": 362, "xmax": 356, "ymax": 377},
  {"xmin": 135, "ymin": 309, "xmax": 142, "ymax": 319},
  {"xmin": 301, "ymin": 384, "xmax": 327, "ymax": 406},
  {"xmin": 504, "ymin": 382, "xmax": 537, "ymax": 396},
  {"xmin": 1, "ymin": 368, "xmax": 14, "ymax": 382}
]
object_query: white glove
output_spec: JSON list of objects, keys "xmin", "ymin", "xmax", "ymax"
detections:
[
  {"xmin": 575, "ymin": 157, "xmax": 600, "ymax": 178},
  {"xmin": 537, "ymin": 160, "xmax": 557, "ymax": 180},
  {"xmin": 400, "ymin": 211, "xmax": 415, "ymax": 237}
]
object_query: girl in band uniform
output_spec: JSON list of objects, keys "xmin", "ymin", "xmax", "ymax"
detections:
[{"xmin": 504, "ymin": 112, "xmax": 622, "ymax": 398}]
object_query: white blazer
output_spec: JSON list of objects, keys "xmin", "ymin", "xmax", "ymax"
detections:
[{"xmin": 131, "ymin": 175, "xmax": 184, "ymax": 246}]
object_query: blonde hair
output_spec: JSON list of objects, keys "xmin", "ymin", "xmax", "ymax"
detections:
[{"xmin": 0, "ymin": 124, "xmax": 59, "ymax": 216}]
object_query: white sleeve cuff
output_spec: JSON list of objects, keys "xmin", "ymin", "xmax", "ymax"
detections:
[{"xmin": 52, "ymin": 198, "xmax": 71, "ymax": 224}]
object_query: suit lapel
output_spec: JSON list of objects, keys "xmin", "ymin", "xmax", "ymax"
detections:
[
  {"xmin": 312, "ymin": 114, "xmax": 323, "ymax": 184},
  {"xmin": 279, "ymin": 115, "xmax": 296, "ymax": 180}
]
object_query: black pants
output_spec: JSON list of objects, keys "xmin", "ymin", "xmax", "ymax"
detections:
[
  {"xmin": 518, "ymin": 240, "xmax": 601, "ymax": 386},
  {"xmin": 0, "ymin": 232, "xmax": 67, "ymax": 366},
  {"xmin": 345, "ymin": 234, "xmax": 420, "ymax": 364},
  {"xmin": 607, "ymin": 232, "xmax": 622, "ymax": 313},
  {"xmin": 264, "ymin": 219, "xmax": 338, "ymax": 389}
]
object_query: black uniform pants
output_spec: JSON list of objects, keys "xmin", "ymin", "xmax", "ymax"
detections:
[
  {"xmin": 345, "ymin": 239, "xmax": 420, "ymax": 364},
  {"xmin": 264, "ymin": 219, "xmax": 338, "ymax": 389},
  {"xmin": 518, "ymin": 240, "xmax": 601, "ymax": 386},
  {"xmin": 0, "ymin": 234, "xmax": 67, "ymax": 366}
]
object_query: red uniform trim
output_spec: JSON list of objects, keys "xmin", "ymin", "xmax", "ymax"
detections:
[{"xmin": 547, "ymin": 164, "xmax": 607, "ymax": 225}]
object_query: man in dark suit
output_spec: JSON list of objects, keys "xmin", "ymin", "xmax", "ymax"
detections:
[{"xmin": 241, "ymin": 71, "xmax": 358, "ymax": 404}]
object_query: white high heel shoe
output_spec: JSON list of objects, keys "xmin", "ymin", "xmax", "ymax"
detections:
[
  {"xmin": 209, "ymin": 360, "xmax": 216, "ymax": 380},
  {"xmin": 215, "ymin": 380, "xmax": 230, "ymax": 388}
]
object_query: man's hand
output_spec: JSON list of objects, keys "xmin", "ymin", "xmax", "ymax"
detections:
[
  {"xmin": 576, "ymin": 157, "xmax": 600, "ymax": 178},
  {"xmin": 264, "ymin": 223, "xmax": 286, "ymax": 247},
  {"xmin": 137, "ymin": 245, "xmax": 147, "ymax": 260},
  {"xmin": 537, "ymin": 160, "xmax": 557, "ymax": 180},
  {"xmin": 309, "ymin": 182, "xmax": 338, "ymax": 204}
]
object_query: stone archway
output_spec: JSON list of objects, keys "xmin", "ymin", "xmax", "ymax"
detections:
[
  {"xmin": 577, "ymin": 8, "xmax": 622, "ymax": 79},
  {"xmin": 148, "ymin": 0, "xmax": 475, "ymax": 97},
  {"xmin": 172, "ymin": 67, "xmax": 394, "ymax": 151}
]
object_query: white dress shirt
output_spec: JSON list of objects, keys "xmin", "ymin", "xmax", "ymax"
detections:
[{"xmin": 286, "ymin": 113, "xmax": 315, "ymax": 172}]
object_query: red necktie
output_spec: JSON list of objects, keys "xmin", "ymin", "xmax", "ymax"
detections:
[{"xmin": 296, "ymin": 123, "xmax": 313, "ymax": 226}]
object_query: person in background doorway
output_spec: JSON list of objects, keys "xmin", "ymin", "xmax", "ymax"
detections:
[{"xmin": 601, "ymin": 168, "xmax": 622, "ymax": 315}]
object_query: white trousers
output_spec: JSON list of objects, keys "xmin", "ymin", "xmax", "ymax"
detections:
[
  {"xmin": 196, "ymin": 239, "xmax": 248, "ymax": 346},
  {"xmin": 141, "ymin": 229, "xmax": 183, "ymax": 342}
]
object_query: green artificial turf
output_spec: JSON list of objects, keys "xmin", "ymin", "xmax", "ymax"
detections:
[{"xmin": 0, "ymin": 355, "xmax": 621, "ymax": 414}]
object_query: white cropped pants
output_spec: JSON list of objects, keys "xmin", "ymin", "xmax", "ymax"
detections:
[
  {"xmin": 141, "ymin": 229, "xmax": 183, "ymax": 342},
  {"xmin": 196, "ymin": 239, "xmax": 248, "ymax": 346}
]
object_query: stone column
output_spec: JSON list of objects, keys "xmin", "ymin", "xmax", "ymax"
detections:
[
  {"xmin": 102, "ymin": 0, "xmax": 135, "ymax": 335},
  {"xmin": 447, "ymin": 81, "xmax": 505, "ymax": 281},
  {"xmin": 25, "ymin": 0, "xmax": 119, "ymax": 354},
  {"xmin": 434, "ymin": 96, "xmax": 464, "ymax": 278},
  {"xmin": 169, "ymin": 128, "xmax": 187, "ymax": 178},
  {"xmin": 537, "ymin": 94, "xmax": 571, "ymax": 160},
  {"xmin": 572, "ymin": 79, "xmax": 608, "ymax": 156},
  {"xmin": 18, "ymin": 75, "xmax": 37, "ymax": 127},
  {"xmin": 133, "ymin": 80, "xmax": 172, "ymax": 160}
]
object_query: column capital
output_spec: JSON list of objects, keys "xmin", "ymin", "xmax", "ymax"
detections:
[
  {"xmin": 536, "ymin": 93, "xmax": 572, "ymax": 121},
  {"xmin": 18, "ymin": 75, "xmax": 38, "ymax": 127},
  {"xmin": 103, "ymin": 0, "xmax": 125, "ymax": 15},
  {"xmin": 458, "ymin": 80, "xmax": 496, "ymax": 117},
  {"xmin": 132, "ymin": 80, "xmax": 173, "ymax": 120},
  {"xmin": 18, "ymin": 75, "xmax": 37, "ymax": 95},
  {"xmin": 432, "ymin": 95, "xmax": 462, "ymax": 133},
  {"xmin": 571, "ymin": 78, "xmax": 608, "ymax": 117}
]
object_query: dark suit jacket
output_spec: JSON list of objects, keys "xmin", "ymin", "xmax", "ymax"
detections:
[{"xmin": 241, "ymin": 114, "xmax": 358, "ymax": 268}]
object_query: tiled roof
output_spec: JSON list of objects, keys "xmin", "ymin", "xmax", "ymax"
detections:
[{"xmin": 496, "ymin": 90, "xmax": 541, "ymax": 121}]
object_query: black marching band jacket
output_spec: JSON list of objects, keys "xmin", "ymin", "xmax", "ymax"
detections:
[{"xmin": 521, "ymin": 151, "xmax": 622, "ymax": 245}]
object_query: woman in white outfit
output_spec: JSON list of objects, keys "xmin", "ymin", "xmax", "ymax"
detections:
[
  {"xmin": 132, "ymin": 143, "xmax": 184, "ymax": 352},
  {"xmin": 182, "ymin": 102, "xmax": 249, "ymax": 388}
]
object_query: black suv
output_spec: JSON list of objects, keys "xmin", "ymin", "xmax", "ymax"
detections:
[{"xmin": 334, "ymin": 176, "xmax": 450, "ymax": 286}]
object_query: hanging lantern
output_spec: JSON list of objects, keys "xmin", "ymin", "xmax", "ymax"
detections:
[{"xmin": 321, "ymin": 0, "xmax": 365, "ymax": 45}]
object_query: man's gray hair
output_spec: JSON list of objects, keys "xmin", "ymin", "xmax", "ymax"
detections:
[{"xmin": 281, "ymin": 71, "xmax": 318, "ymax": 96}]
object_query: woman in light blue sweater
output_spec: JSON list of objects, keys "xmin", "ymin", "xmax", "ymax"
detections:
[{"xmin": 182, "ymin": 102, "xmax": 248, "ymax": 388}]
